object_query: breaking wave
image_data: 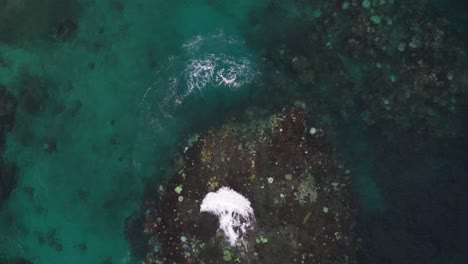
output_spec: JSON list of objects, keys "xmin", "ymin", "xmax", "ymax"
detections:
[
  {"xmin": 181, "ymin": 54, "xmax": 255, "ymax": 101},
  {"xmin": 140, "ymin": 33, "xmax": 260, "ymax": 129}
]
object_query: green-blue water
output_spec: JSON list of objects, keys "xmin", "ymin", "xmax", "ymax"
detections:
[
  {"xmin": 0, "ymin": 1, "xmax": 269, "ymax": 263},
  {"xmin": 0, "ymin": 0, "xmax": 467, "ymax": 263}
]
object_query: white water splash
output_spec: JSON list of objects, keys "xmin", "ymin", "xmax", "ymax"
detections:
[{"xmin": 200, "ymin": 186, "xmax": 255, "ymax": 247}]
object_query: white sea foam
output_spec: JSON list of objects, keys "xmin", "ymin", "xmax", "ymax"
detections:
[
  {"xmin": 200, "ymin": 187, "xmax": 255, "ymax": 247},
  {"xmin": 182, "ymin": 35, "xmax": 204, "ymax": 51},
  {"xmin": 183, "ymin": 32, "xmax": 239, "ymax": 53},
  {"xmin": 140, "ymin": 33, "xmax": 260, "ymax": 129},
  {"xmin": 181, "ymin": 54, "xmax": 256, "ymax": 102},
  {"xmin": 184, "ymin": 55, "xmax": 217, "ymax": 94}
]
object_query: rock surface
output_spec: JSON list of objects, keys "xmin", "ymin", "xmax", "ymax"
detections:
[{"xmin": 142, "ymin": 105, "xmax": 358, "ymax": 264}]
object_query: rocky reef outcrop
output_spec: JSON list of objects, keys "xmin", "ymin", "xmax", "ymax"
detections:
[{"xmin": 142, "ymin": 104, "xmax": 358, "ymax": 264}]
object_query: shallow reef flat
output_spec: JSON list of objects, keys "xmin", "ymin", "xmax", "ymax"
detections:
[{"xmin": 141, "ymin": 104, "xmax": 358, "ymax": 264}]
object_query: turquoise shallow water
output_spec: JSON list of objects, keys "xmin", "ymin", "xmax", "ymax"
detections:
[
  {"xmin": 1, "ymin": 0, "xmax": 468, "ymax": 263},
  {"xmin": 0, "ymin": 1, "xmax": 269, "ymax": 263}
]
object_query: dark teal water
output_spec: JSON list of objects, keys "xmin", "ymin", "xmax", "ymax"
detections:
[{"xmin": 0, "ymin": 0, "xmax": 467, "ymax": 263}]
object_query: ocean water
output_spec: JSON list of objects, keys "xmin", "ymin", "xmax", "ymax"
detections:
[
  {"xmin": 0, "ymin": 0, "xmax": 467, "ymax": 264},
  {"xmin": 0, "ymin": 1, "xmax": 268, "ymax": 263}
]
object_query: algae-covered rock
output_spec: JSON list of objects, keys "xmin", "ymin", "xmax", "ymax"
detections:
[{"xmin": 143, "ymin": 106, "xmax": 358, "ymax": 264}]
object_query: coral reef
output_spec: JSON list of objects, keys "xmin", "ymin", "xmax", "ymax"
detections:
[{"xmin": 142, "ymin": 105, "xmax": 358, "ymax": 263}]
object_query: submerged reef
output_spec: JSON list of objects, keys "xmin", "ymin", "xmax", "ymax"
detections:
[
  {"xmin": 0, "ymin": 85, "xmax": 17, "ymax": 208},
  {"xmin": 0, "ymin": 159, "xmax": 17, "ymax": 209},
  {"xmin": 249, "ymin": 0, "xmax": 468, "ymax": 138},
  {"xmin": 0, "ymin": 84, "xmax": 16, "ymax": 149},
  {"xmin": 0, "ymin": 0, "xmax": 82, "ymax": 44},
  {"xmin": 142, "ymin": 105, "xmax": 358, "ymax": 263}
]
